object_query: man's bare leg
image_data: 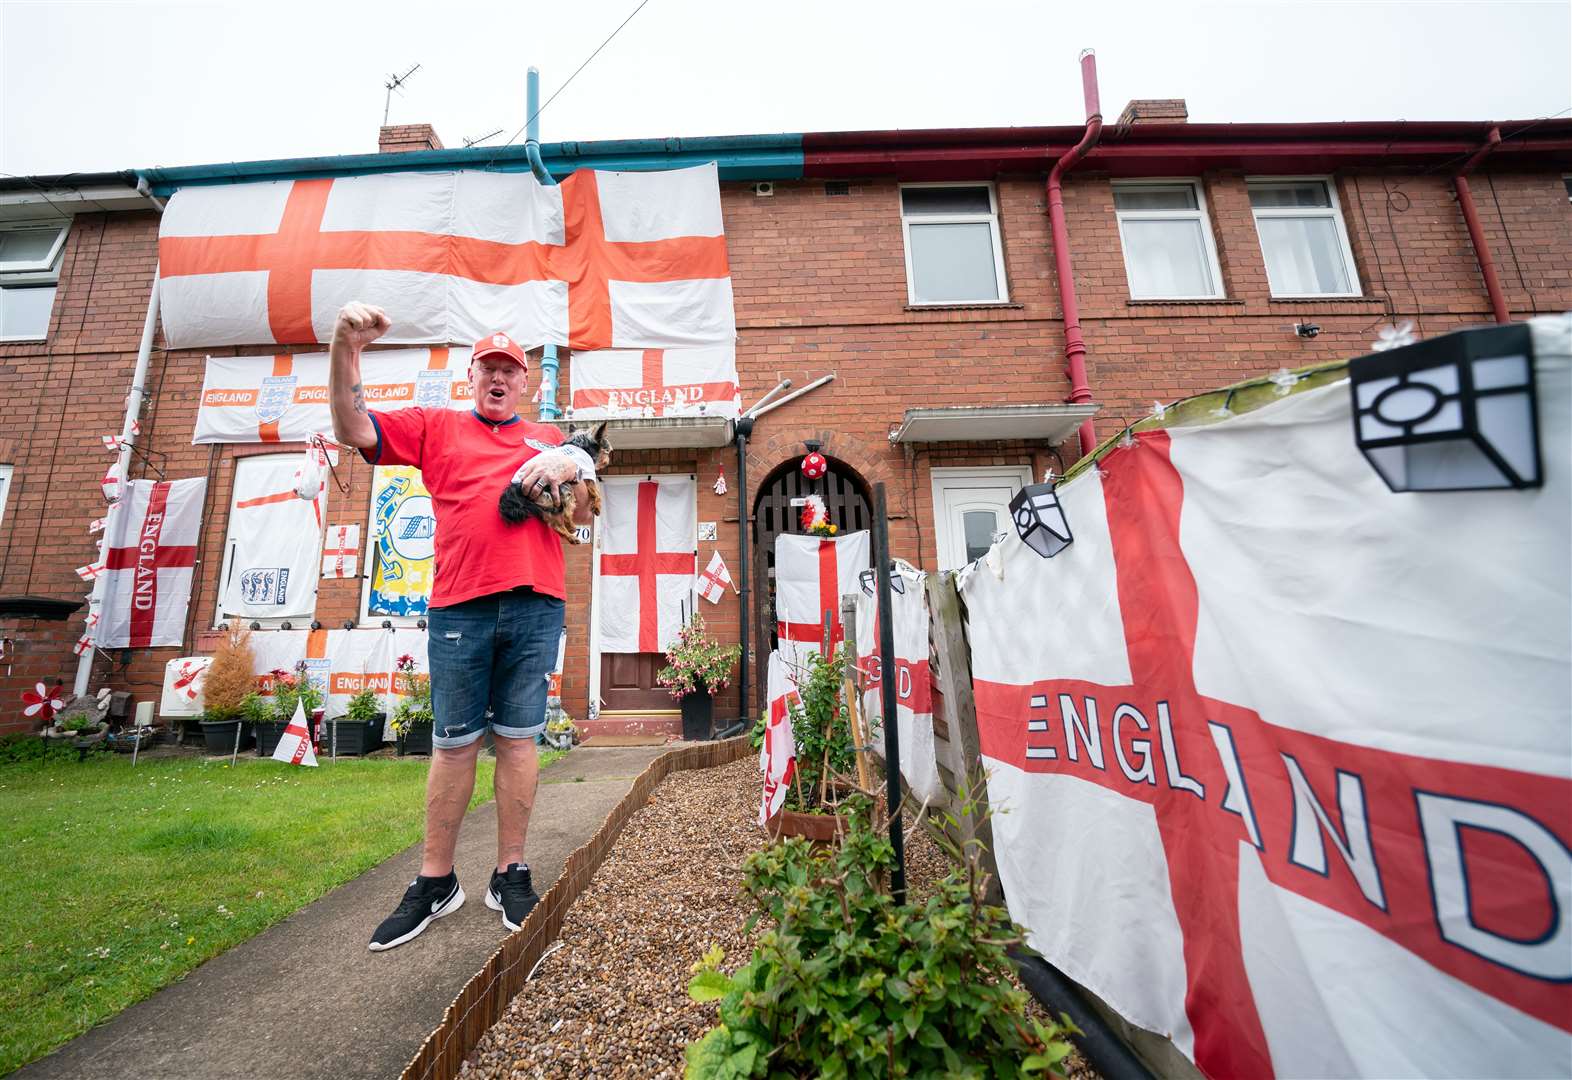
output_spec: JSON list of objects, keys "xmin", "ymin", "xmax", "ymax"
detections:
[
  {"xmin": 420, "ymin": 742, "xmax": 481, "ymax": 877},
  {"xmin": 491, "ymin": 735, "xmax": 539, "ymax": 871}
]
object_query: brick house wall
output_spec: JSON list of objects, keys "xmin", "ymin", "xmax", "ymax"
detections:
[{"xmin": 2, "ymin": 143, "xmax": 1568, "ymax": 734}]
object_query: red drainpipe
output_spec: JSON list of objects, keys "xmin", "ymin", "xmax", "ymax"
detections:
[
  {"xmin": 1047, "ymin": 50, "xmax": 1105, "ymax": 457},
  {"xmin": 1454, "ymin": 125, "xmax": 1510, "ymax": 324}
]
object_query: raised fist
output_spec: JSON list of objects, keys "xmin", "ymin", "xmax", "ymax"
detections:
[{"xmin": 333, "ymin": 302, "xmax": 391, "ymax": 351}]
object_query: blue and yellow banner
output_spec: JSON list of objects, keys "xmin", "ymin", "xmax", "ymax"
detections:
[{"xmin": 369, "ymin": 466, "xmax": 435, "ymax": 617}]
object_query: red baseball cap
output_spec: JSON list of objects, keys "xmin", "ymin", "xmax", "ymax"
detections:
[{"xmin": 471, "ymin": 331, "xmax": 528, "ymax": 371}]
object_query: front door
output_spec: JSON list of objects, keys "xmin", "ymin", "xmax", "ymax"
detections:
[
  {"xmin": 599, "ymin": 652, "xmax": 674, "ymax": 712},
  {"xmin": 930, "ymin": 467, "xmax": 1033, "ymax": 571}
]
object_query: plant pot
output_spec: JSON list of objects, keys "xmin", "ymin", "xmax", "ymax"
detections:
[
  {"xmin": 254, "ymin": 720, "xmax": 288, "ymax": 757},
  {"xmin": 680, "ymin": 691, "xmax": 713, "ymax": 741},
  {"xmin": 766, "ymin": 804, "xmax": 850, "ymax": 845},
  {"xmin": 200, "ymin": 720, "xmax": 252, "ymax": 755},
  {"xmin": 397, "ymin": 722, "xmax": 433, "ymax": 757},
  {"xmin": 324, "ymin": 714, "xmax": 384, "ymax": 756}
]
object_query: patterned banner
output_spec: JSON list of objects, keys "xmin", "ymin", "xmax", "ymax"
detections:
[{"xmin": 368, "ymin": 466, "xmax": 435, "ymax": 617}]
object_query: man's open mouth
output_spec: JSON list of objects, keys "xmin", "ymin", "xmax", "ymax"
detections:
[{"xmin": 488, "ymin": 388, "xmax": 505, "ymax": 399}]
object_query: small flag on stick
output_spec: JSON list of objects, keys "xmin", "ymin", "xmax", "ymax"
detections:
[{"xmin": 697, "ymin": 550, "xmax": 735, "ymax": 604}]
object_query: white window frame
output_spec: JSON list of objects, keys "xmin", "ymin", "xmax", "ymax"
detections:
[
  {"xmin": 358, "ymin": 466, "xmax": 428, "ymax": 629},
  {"xmin": 1246, "ymin": 176, "xmax": 1363, "ymax": 299},
  {"xmin": 899, "ymin": 182, "xmax": 1011, "ymax": 306},
  {"xmin": 213, "ymin": 453, "xmax": 328, "ymax": 629},
  {"xmin": 930, "ymin": 466, "xmax": 1033, "ymax": 571},
  {"xmin": 0, "ymin": 464, "xmax": 13, "ymax": 535},
  {"xmin": 1111, "ymin": 179, "xmax": 1227, "ymax": 301},
  {"xmin": 0, "ymin": 218, "xmax": 69, "ymax": 342}
]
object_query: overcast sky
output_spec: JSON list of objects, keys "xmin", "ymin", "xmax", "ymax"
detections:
[{"xmin": 3, "ymin": 0, "xmax": 1568, "ymax": 177}]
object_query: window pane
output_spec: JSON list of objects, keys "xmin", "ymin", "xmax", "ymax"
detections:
[
  {"xmin": 1113, "ymin": 185, "xmax": 1198, "ymax": 211},
  {"xmin": 909, "ymin": 222, "xmax": 1000, "ymax": 303},
  {"xmin": 0, "ymin": 227, "xmax": 62, "ymax": 267},
  {"xmin": 1257, "ymin": 216, "xmax": 1352, "ymax": 294},
  {"xmin": 963, "ymin": 510, "xmax": 998, "ymax": 563},
  {"xmin": 1121, "ymin": 218, "xmax": 1215, "ymax": 297},
  {"xmin": 902, "ymin": 186, "xmax": 992, "ymax": 216},
  {"xmin": 0, "ymin": 285, "xmax": 56, "ymax": 338},
  {"xmin": 1249, "ymin": 182, "xmax": 1331, "ymax": 209}
]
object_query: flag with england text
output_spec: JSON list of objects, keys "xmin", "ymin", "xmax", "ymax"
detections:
[
  {"xmin": 774, "ymin": 531, "xmax": 869, "ymax": 668},
  {"xmin": 855, "ymin": 564, "xmax": 943, "ymax": 807},
  {"xmin": 697, "ymin": 550, "xmax": 734, "ymax": 604},
  {"xmin": 569, "ymin": 344, "xmax": 740, "ymax": 419},
  {"xmin": 599, "ymin": 476, "xmax": 696, "ymax": 654},
  {"xmin": 158, "ymin": 164, "xmax": 734, "ymax": 350},
  {"xmin": 95, "ymin": 477, "xmax": 206, "ymax": 649},
  {"xmin": 959, "ymin": 316, "xmax": 1571, "ymax": 1079}
]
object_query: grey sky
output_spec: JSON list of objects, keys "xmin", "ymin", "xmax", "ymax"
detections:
[{"xmin": 3, "ymin": 0, "xmax": 1568, "ymax": 177}]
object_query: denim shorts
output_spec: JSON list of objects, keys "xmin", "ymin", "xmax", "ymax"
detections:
[{"xmin": 427, "ymin": 589, "xmax": 565, "ymax": 750}]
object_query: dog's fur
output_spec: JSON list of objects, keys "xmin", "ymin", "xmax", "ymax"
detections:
[{"xmin": 498, "ymin": 422, "xmax": 611, "ymax": 544}]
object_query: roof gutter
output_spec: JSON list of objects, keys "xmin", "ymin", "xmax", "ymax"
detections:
[
  {"xmin": 1047, "ymin": 50, "xmax": 1104, "ymax": 458},
  {"xmin": 1453, "ymin": 125, "xmax": 1510, "ymax": 323}
]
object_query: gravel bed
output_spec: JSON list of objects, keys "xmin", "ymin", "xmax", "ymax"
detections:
[{"xmin": 461, "ymin": 758, "xmax": 1099, "ymax": 1079}]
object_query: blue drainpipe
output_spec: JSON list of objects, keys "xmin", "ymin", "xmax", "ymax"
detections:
[{"xmin": 526, "ymin": 66, "xmax": 563, "ymax": 422}]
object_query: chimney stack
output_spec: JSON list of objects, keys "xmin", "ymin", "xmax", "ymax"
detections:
[
  {"xmin": 1116, "ymin": 99, "xmax": 1188, "ymax": 126},
  {"xmin": 378, "ymin": 124, "xmax": 445, "ymax": 154}
]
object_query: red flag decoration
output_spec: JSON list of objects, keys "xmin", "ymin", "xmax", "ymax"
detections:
[
  {"xmin": 21, "ymin": 681, "xmax": 65, "ymax": 721},
  {"xmin": 758, "ymin": 651, "xmax": 800, "ymax": 827},
  {"xmin": 697, "ymin": 550, "xmax": 734, "ymax": 605},
  {"xmin": 73, "ymin": 634, "xmax": 94, "ymax": 656},
  {"xmin": 960, "ymin": 322, "xmax": 1571, "ymax": 1079},
  {"xmin": 773, "ymin": 531, "xmax": 869, "ymax": 665},
  {"xmin": 321, "ymin": 524, "xmax": 360, "ymax": 579},
  {"xmin": 569, "ymin": 344, "xmax": 740, "ymax": 419},
  {"xmin": 854, "ymin": 564, "xmax": 941, "ymax": 806},
  {"xmin": 95, "ymin": 477, "xmax": 206, "ymax": 649},
  {"xmin": 101, "ymin": 464, "xmax": 122, "ymax": 504},
  {"xmin": 157, "ymin": 164, "xmax": 734, "ymax": 350},
  {"xmin": 160, "ymin": 656, "xmax": 212, "ymax": 718},
  {"xmin": 270, "ymin": 700, "xmax": 318, "ymax": 767},
  {"xmin": 599, "ymin": 476, "xmax": 696, "ymax": 653}
]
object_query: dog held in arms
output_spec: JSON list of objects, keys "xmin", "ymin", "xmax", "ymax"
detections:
[{"xmin": 498, "ymin": 422, "xmax": 610, "ymax": 543}]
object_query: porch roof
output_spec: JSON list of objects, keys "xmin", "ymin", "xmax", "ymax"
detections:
[
  {"xmin": 549, "ymin": 415, "xmax": 734, "ymax": 450},
  {"xmin": 890, "ymin": 404, "xmax": 1098, "ymax": 446}
]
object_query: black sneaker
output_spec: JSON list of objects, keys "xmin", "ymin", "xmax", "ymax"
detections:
[
  {"xmin": 486, "ymin": 862, "xmax": 540, "ymax": 931},
  {"xmin": 368, "ymin": 870, "xmax": 465, "ymax": 952}
]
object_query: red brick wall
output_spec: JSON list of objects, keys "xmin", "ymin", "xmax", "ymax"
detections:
[{"xmin": 2, "ymin": 166, "xmax": 1568, "ymax": 734}]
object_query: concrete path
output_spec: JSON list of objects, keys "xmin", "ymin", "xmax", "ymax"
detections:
[{"xmin": 21, "ymin": 745, "xmax": 670, "ymax": 1080}]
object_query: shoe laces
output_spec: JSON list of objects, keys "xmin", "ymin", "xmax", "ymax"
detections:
[
  {"xmin": 496, "ymin": 868, "xmax": 533, "ymax": 904},
  {"xmin": 394, "ymin": 878, "xmax": 445, "ymax": 918}
]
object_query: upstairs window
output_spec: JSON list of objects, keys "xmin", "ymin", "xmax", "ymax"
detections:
[
  {"xmin": 1113, "ymin": 181, "xmax": 1225, "ymax": 300},
  {"xmin": 1248, "ymin": 179, "xmax": 1361, "ymax": 297},
  {"xmin": 0, "ymin": 220, "xmax": 68, "ymax": 341},
  {"xmin": 900, "ymin": 184, "xmax": 1009, "ymax": 305}
]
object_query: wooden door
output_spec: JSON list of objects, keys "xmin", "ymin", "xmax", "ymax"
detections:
[{"xmin": 599, "ymin": 652, "xmax": 674, "ymax": 712}]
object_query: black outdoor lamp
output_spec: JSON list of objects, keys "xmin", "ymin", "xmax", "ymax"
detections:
[
  {"xmin": 1010, "ymin": 480, "xmax": 1073, "ymax": 559},
  {"xmin": 859, "ymin": 566, "xmax": 905, "ymax": 596},
  {"xmin": 1350, "ymin": 323, "xmax": 1541, "ymax": 492}
]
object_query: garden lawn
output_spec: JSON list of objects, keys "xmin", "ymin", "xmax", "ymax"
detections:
[{"xmin": 0, "ymin": 747, "xmax": 558, "ymax": 1075}]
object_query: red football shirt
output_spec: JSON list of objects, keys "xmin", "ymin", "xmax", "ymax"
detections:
[{"xmin": 362, "ymin": 409, "xmax": 566, "ymax": 607}]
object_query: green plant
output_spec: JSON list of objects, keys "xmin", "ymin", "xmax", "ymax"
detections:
[
  {"xmin": 0, "ymin": 734, "xmax": 72, "ymax": 766},
  {"xmin": 269, "ymin": 662, "xmax": 323, "ymax": 723},
  {"xmin": 784, "ymin": 647, "xmax": 857, "ymax": 814},
  {"xmin": 389, "ymin": 654, "xmax": 432, "ymax": 738},
  {"xmin": 685, "ymin": 797, "xmax": 1076, "ymax": 1079},
  {"xmin": 657, "ymin": 616, "xmax": 742, "ymax": 699},
  {"xmin": 345, "ymin": 688, "xmax": 381, "ymax": 725},
  {"xmin": 59, "ymin": 712, "xmax": 100, "ymax": 735},
  {"xmin": 240, "ymin": 692, "xmax": 272, "ymax": 728}
]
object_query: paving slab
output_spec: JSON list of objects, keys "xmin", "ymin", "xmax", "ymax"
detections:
[{"xmin": 20, "ymin": 745, "xmax": 669, "ymax": 1080}]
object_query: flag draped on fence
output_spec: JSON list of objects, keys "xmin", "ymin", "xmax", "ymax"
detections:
[
  {"xmin": 599, "ymin": 476, "xmax": 696, "ymax": 653},
  {"xmin": 95, "ymin": 477, "xmax": 206, "ymax": 649},
  {"xmin": 959, "ymin": 316, "xmax": 1571, "ymax": 1079},
  {"xmin": 774, "ymin": 531, "xmax": 869, "ymax": 666},
  {"xmin": 759, "ymin": 650, "xmax": 800, "ymax": 827},
  {"xmin": 855, "ymin": 564, "xmax": 942, "ymax": 806},
  {"xmin": 222, "ymin": 456, "xmax": 325, "ymax": 620},
  {"xmin": 194, "ymin": 347, "xmax": 470, "ymax": 444},
  {"xmin": 569, "ymin": 344, "xmax": 740, "ymax": 419},
  {"xmin": 158, "ymin": 164, "xmax": 735, "ymax": 351}
]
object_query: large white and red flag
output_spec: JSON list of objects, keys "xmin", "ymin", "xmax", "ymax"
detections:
[
  {"xmin": 222, "ymin": 456, "xmax": 326, "ymax": 620},
  {"xmin": 194, "ymin": 347, "xmax": 471, "ymax": 444},
  {"xmin": 960, "ymin": 315, "xmax": 1571, "ymax": 1079},
  {"xmin": 569, "ymin": 344, "xmax": 740, "ymax": 419},
  {"xmin": 599, "ymin": 476, "xmax": 696, "ymax": 653},
  {"xmin": 855, "ymin": 565, "xmax": 942, "ymax": 806},
  {"xmin": 773, "ymin": 531, "xmax": 869, "ymax": 666},
  {"xmin": 95, "ymin": 477, "xmax": 206, "ymax": 649},
  {"xmin": 759, "ymin": 650, "xmax": 800, "ymax": 827},
  {"xmin": 158, "ymin": 164, "xmax": 734, "ymax": 351}
]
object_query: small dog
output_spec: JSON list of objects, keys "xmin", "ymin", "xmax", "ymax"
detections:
[{"xmin": 498, "ymin": 422, "xmax": 610, "ymax": 544}]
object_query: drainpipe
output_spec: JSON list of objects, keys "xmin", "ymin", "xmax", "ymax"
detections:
[
  {"xmin": 526, "ymin": 66, "xmax": 563, "ymax": 420},
  {"xmin": 1454, "ymin": 125, "xmax": 1510, "ymax": 324},
  {"xmin": 1046, "ymin": 50, "xmax": 1104, "ymax": 458}
]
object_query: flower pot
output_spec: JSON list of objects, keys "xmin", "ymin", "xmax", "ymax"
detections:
[
  {"xmin": 325, "ymin": 714, "xmax": 384, "ymax": 756},
  {"xmin": 200, "ymin": 720, "xmax": 252, "ymax": 755},
  {"xmin": 766, "ymin": 804, "xmax": 850, "ymax": 845},
  {"xmin": 254, "ymin": 720, "xmax": 289, "ymax": 757},
  {"xmin": 397, "ymin": 722, "xmax": 433, "ymax": 757},
  {"xmin": 680, "ymin": 691, "xmax": 713, "ymax": 741}
]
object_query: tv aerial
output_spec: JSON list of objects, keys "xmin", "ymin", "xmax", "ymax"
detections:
[
  {"xmin": 383, "ymin": 63, "xmax": 421, "ymax": 125},
  {"xmin": 463, "ymin": 129, "xmax": 504, "ymax": 148}
]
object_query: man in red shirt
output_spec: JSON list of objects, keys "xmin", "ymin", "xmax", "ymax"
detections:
[{"xmin": 326, "ymin": 302, "xmax": 591, "ymax": 951}]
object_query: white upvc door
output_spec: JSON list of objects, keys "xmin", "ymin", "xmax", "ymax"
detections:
[{"xmin": 930, "ymin": 466, "xmax": 1033, "ymax": 572}]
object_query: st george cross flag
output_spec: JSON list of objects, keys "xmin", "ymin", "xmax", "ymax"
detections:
[
  {"xmin": 855, "ymin": 565, "xmax": 942, "ymax": 806},
  {"xmin": 158, "ymin": 164, "xmax": 734, "ymax": 351},
  {"xmin": 321, "ymin": 524, "xmax": 360, "ymax": 579},
  {"xmin": 697, "ymin": 550, "xmax": 733, "ymax": 604},
  {"xmin": 159, "ymin": 656, "xmax": 212, "ymax": 718},
  {"xmin": 774, "ymin": 531, "xmax": 870, "ymax": 666},
  {"xmin": 960, "ymin": 314, "xmax": 1571, "ymax": 1079},
  {"xmin": 223, "ymin": 457, "xmax": 325, "ymax": 619},
  {"xmin": 599, "ymin": 476, "xmax": 696, "ymax": 653},
  {"xmin": 95, "ymin": 477, "xmax": 206, "ymax": 649},
  {"xmin": 271, "ymin": 700, "xmax": 319, "ymax": 767},
  {"xmin": 759, "ymin": 650, "xmax": 800, "ymax": 827},
  {"xmin": 569, "ymin": 344, "xmax": 741, "ymax": 419},
  {"xmin": 194, "ymin": 347, "xmax": 472, "ymax": 444}
]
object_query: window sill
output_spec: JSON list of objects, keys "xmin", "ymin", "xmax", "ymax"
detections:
[
  {"xmin": 904, "ymin": 302, "xmax": 1023, "ymax": 312},
  {"xmin": 1126, "ymin": 298, "xmax": 1243, "ymax": 307},
  {"xmin": 0, "ymin": 335, "xmax": 48, "ymax": 344},
  {"xmin": 1267, "ymin": 296, "xmax": 1383, "ymax": 304}
]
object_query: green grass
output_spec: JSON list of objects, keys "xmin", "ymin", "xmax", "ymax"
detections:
[{"xmin": 0, "ymin": 746, "xmax": 562, "ymax": 1074}]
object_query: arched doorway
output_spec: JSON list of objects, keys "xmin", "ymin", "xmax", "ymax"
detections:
[{"xmin": 750, "ymin": 456, "xmax": 872, "ymax": 712}]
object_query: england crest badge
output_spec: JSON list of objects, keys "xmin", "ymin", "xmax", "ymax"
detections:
[{"xmin": 257, "ymin": 375, "xmax": 298, "ymax": 425}]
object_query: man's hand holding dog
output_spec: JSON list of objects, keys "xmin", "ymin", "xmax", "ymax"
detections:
[{"xmin": 512, "ymin": 453, "xmax": 582, "ymax": 512}]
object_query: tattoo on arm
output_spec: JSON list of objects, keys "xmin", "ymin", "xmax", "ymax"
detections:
[{"xmin": 351, "ymin": 383, "xmax": 367, "ymax": 414}]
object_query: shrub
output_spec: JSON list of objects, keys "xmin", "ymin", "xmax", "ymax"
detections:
[
  {"xmin": 390, "ymin": 654, "xmax": 432, "ymax": 738},
  {"xmin": 686, "ymin": 798, "xmax": 1076, "ymax": 1079},
  {"xmin": 270, "ymin": 661, "xmax": 323, "ymax": 722},
  {"xmin": 657, "ymin": 616, "xmax": 742, "ymax": 699},
  {"xmin": 346, "ymin": 688, "xmax": 381, "ymax": 725},
  {"xmin": 202, "ymin": 630, "xmax": 255, "ymax": 722},
  {"xmin": 784, "ymin": 646, "xmax": 857, "ymax": 814},
  {"xmin": 240, "ymin": 692, "xmax": 272, "ymax": 727}
]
